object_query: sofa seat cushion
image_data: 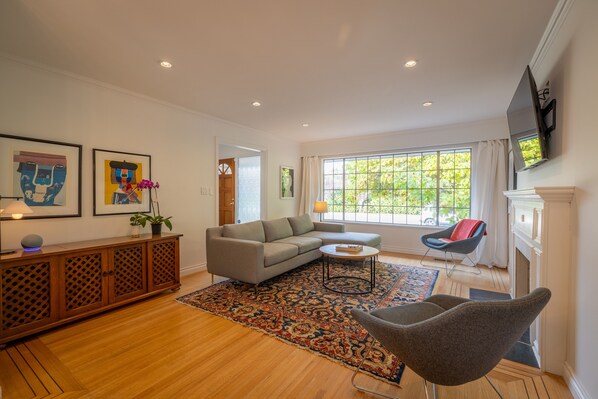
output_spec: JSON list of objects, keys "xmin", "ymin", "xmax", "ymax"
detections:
[
  {"xmin": 272, "ymin": 236, "xmax": 322, "ymax": 254},
  {"xmin": 301, "ymin": 231, "xmax": 381, "ymax": 248},
  {"xmin": 263, "ymin": 243, "xmax": 299, "ymax": 267},
  {"xmin": 287, "ymin": 214, "xmax": 315, "ymax": 236},
  {"xmin": 222, "ymin": 221, "xmax": 265, "ymax": 243},
  {"xmin": 263, "ymin": 218, "xmax": 294, "ymax": 242}
]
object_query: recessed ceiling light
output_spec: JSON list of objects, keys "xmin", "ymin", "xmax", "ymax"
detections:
[
  {"xmin": 422, "ymin": 101, "xmax": 433, "ymax": 107},
  {"xmin": 404, "ymin": 60, "xmax": 417, "ymax": 68},
  {"xmin": 252, "ymin": 101, "xmax": 261, "ymax": 107},
  {"xmin": 160, "ymin": 60, "xmax": 172, "ymax": 69},
  {"xmin": 302, "ymin": 123, "xmax": 309, "ymax": 127}
]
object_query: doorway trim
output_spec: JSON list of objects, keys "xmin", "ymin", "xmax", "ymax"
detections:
[{"xmin": 215, "ymin": 137, "xmax": 268, "ymax": 225}]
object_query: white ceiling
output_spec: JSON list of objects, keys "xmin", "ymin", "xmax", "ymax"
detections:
[{"xmin": 0, "ymin": 0, "xmax": 558, "ymax": 142}]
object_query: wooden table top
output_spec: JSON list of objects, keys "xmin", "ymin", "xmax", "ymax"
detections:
[
  {"xmin": 0, "ymin": 232, "xmax": 183, "ymax": 263},
  {"xmin": 319, "ymin": 244, "xmax": 379, "ymax": 259}
]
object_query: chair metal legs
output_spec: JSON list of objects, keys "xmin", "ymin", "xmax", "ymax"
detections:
[
  {"xmin": 420, "ymin": 248, "xmax": 433, "ymax": 266},
  {"xmin": 352, "ymin": 336, "xmax": 503, "ymax": 399},
  {"xmin": 422, "ymin": 380, "xmax": 437, "ymax": 399},
  {"xmin": 445, "ymin": 252, "xmax": 481, "ymax": 277},
  {"xmin": 420, "ymin": 248, "xmax": 481, "ymax": 277},
  {"xmin": 351, "ymin": 337, "xmax": 402, "ymax": 399},
  {"xmin": 422, "ymin": 376, "xmax": 503, "ymax": 399}
]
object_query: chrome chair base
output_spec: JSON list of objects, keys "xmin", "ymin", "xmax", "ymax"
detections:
[
  {"xmin": 352, "ymin": 336, "xmax": 503, "ymax": 399},
  {"xmin": 351, "ymin": 337, "xmax": 402, "ymax": 399},
  {"xmin": 423, "ymin": 376, "xmax": 503, "ymax": 399},
  {"xmin": 423, "ymin": 380, "xmax": 438, "ymax": 399},
  {"xmin": 419, "ymin": 248, "xmax": 482, "ymax": 277}
]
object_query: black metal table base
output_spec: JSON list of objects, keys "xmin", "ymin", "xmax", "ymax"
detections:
[{"xmin": 322, "ymin": 255, "xmax": 376, "ymax": 295}]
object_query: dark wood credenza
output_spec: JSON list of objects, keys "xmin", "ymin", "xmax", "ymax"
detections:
[{"xmin": 0, "ymin": 233, "xmax": 182, "ymax": 345}]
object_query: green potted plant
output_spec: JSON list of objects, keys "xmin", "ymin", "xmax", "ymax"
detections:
[
  {"xmin": 129, "ymin": 213, "xmax": 146, "ymax": 238},
  {"xmin": 135, "ymin": 179, "xmax": 173, "ymax": 235}
]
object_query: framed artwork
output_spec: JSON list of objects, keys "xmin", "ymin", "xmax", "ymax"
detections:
[
  {"xmin": 93, "ymin": 149, "xmax": 151, "ymax": 216},
  {"xmin": 0, "ymin": 134, "xmax": 82, "ymax": 220},
  {"xmin": 280, "ymin": 165, "xmax": 295, "ymax": 199}
]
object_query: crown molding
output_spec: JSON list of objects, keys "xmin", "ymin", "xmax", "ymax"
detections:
[
  {"xmin": 0, "ymin": 52, "xmax": 289, "ymax": 143},
  {"xmin": 530, "ymin": 0, "xmax": 576, "ymax": 74}
]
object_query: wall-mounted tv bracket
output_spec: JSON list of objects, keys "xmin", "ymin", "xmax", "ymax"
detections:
[
  {"xmin": 541, "ymin": 98, "xmax": 557, "ymax": 136},
  {"xmin": 538, "ymin": 87, "xmax": 556, "ymax": 137},
  {"xmin": 538, "ymin": 87, "xmax": 550, "ymax": 102}
]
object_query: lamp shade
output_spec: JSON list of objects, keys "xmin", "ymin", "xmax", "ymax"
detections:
[
  {"xmin": 313, "ymin": 201, "xmax": 328, "ymax": 213},
  {"xmin": 2, "ymin": 200, "xmax": 33, "ymax": 219}
]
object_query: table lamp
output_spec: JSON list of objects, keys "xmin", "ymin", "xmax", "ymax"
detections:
[
  {"xmin": 313, "ymin": 201, "xmax": 328, "ymax": 222},
  {"xmin": 0, "ymin": 196, "xmax": 33, "ymax": 255}
]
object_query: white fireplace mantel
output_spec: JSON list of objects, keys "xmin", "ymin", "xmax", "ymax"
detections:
[{"xmin": 503, "ymin": 186, "xmax": 574, "ymax": 375}]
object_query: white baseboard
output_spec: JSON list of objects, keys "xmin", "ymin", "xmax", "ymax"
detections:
[
  {"xmin": 381, "ymin": 245, "xmax": 466, "ymax": 260},
  {"xmin": 380, "ymin": 245, "xmax": 428, "ymax": 257},
  {"xmin": 563, "ymin": 362, "xmax": 590, "ymax": 399},
  {"xmin": 180, "ymin": 262, "xmax": 207, "ymax": 277}
]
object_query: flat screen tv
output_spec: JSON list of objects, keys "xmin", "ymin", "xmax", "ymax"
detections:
[{"xmin": 507, "ymin": 66, "xmax": 555, "ymax": 172}]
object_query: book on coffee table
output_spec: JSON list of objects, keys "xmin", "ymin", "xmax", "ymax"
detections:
[{"xmin": 335, "ymin": 244, "xmax": 363, "ymax": 253}]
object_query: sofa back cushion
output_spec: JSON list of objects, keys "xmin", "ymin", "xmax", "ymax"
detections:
[
  {"xmin": 287, "ymin": 214, "xmax": 315, "ymax": 236},
  {"xmin": 222, "ymin": 220, "xmax": 265, "ymax": 243},
  {"xmin": 263, "ymin": 218, "xmax": 294, "ymax": 242}
]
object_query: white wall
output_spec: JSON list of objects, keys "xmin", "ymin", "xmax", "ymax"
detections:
[
  {"xmin": 218, "ymin": 144, "xmax": 261, "ymax": 159},
  {"xmin": 0, "ymin": 56, "xmax": 301, "ymax": 273},
  {"xmin": 301, "ymin": 117, "xmax": 509, "ymax": 257},
  {"xmin": 515, "ymin": 0, "xmax": 597, "ymax": 396}
]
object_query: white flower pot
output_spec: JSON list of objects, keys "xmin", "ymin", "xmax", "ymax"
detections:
[{"xmin": 131, "ymin": 225, "xmax": 141, "ymax": 238}]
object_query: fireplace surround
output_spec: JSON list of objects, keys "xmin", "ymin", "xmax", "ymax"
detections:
[{"xmin": 504, "ymin": 187, "xmax": 574, "ymax": 375}]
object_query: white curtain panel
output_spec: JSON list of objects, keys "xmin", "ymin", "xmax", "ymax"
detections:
[
  {"xmin": 468, "ymin": 139, "xmax": 509, "ymax": 267},
  {"xmin": 299, "ymin": 156, "xmax": 321, "ymax": 219}
]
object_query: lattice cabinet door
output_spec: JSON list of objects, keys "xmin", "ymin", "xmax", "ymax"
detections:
[
  {"xmin": 109, "ymin": 243, "xmax": 147, "ymax": 303},
  {"xmin": 61, "ymin": 249, "xmax": 108, "ymax": 318},
  {"xmin": 1, "ymin": 257, "xmax": 59, "ymax": 340},
  {"xmin": 147, "ymin": 238, "xmax": 180, "ymax": 292}
]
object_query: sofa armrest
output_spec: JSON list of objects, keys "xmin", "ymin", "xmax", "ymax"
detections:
[
  {"xmin": 207, "ymin": 237, "xmax": 264, "ymax": 284},
  {"xmin": 313, "ymin": 221, "xmax": 345, "ymax": 233}
]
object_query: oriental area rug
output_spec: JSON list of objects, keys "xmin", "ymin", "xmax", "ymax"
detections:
[{"xmin": 176, "ymin": 260, "xmax": 438, "ymax": 385}]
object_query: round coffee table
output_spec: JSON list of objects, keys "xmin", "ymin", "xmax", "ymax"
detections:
[{"xmin": 319, "ymin": 244, "xmax": 380, "ymax": 294}]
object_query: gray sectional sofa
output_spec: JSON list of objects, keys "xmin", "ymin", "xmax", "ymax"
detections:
[{"xmin": 206, "ymin": 214, "xmax": 381, "ymax": 286}]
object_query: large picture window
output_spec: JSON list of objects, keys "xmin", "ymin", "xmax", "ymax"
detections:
[{"xmin": 322, "ymin": 148, "xmax": 471, "ymax": 226}]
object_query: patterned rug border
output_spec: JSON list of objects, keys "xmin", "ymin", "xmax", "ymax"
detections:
[
  {"xmin": 176, "ymin": 262, "xmax": 439, "ymax": 386},
  {"xmin": 176, "ymin": 292, "xmax": 406, "ymax": 387}
]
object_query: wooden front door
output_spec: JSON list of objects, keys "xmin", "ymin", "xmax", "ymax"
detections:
[{"xmin": 218, "ymin": 158, "xmax": 236, "ymax": 225}]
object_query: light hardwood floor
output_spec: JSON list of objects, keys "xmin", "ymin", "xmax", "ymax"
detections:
[{"xmin": 1, "ymin": 252, "xmax": 572, "ymax": 398}]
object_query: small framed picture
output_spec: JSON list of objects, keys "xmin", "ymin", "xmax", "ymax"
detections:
[
  {"xmin": 0, "ymin": 134, "xmax": 82, "ymax": 220},
  {"xmin": 280, "ymin": 165, "xmax": 295, "ymax": 199},
  {"xmin": 93, "ymin": 149, "xmax": 151, "ymax": 216}
]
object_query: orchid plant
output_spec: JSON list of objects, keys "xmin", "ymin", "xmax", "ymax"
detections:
[{"xmin": 134, "ymin": 179, "xmax": 173, "ymax": 230}]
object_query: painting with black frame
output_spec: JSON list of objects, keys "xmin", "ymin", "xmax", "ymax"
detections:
[
  {"xmin": 0, "ymin": 133, "xmax": 82, "ymax": 220},
  {"xmin": 93, "ymin": 149, "xmax": 152, "ymax": 216}
]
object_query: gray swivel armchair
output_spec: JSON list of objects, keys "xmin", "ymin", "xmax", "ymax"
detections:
[
  {"xmin": 420, "ymin": 220, "xmax": 487, "ymax": 276},
  {"xmin": 350, "ymin": 287, "xmax": 551, "ymax": 399}
]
